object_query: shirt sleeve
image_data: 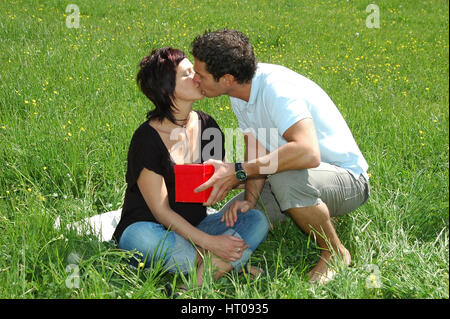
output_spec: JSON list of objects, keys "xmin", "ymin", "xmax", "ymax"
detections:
[
  {"xmin": 264, "ymin": 81, "xmax": 312, "ymax": 136},
  {"xmin": 126, "ymin": 128, "xmax": 165, "ymax": 186}
]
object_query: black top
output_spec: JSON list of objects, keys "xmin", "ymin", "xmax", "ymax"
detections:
[{"xmin": 112, "ymin": 111, "xmax": 225, "ymax": 243}]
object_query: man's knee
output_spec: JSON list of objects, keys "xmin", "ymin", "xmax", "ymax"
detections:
[{"xmin": 268, "ymin": 170, "xmax": 321, "ymax": 211}]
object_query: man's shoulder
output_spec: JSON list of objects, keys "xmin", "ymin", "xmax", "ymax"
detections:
[{"xmin": 256, "ymin": 63, "xmax": 307, "ymax": 89}]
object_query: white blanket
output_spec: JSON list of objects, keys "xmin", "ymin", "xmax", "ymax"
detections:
[
  {"xmin": 54, "ymin": 207, "xmax": 218, "ymax": 242},
  {"xmin": 54, "ymin": 208, "xmax": 122, "ymax": 242}
]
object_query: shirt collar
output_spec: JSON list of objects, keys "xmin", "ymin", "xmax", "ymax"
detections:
[{"xmin": 247, "ymin": 64, "xmax": 261, "ymax": 105}]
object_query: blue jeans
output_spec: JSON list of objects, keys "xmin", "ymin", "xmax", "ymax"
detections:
[{"xmin": 118, "ymin": 208, "xmax": 269, "ymax": 274}]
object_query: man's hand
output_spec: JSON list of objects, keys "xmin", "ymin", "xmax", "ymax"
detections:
[
  {"xmin": 194, "ymin": 159, "xmax": 239, "ymax": 206},
  {"xmin": 221, "ymin": 200, "xmax": 254, "ymax": 227}
]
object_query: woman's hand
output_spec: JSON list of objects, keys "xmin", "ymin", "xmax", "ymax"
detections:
[
  {"xmin": 206, "ymin": 234, "xmax": 249, "ymax": 262},
  {"xmin": 221, "ymin": 200, "xmax": 254, "ymax": 227}
]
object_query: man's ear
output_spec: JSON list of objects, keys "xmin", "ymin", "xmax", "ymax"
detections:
[{"xmin": 220, "ymin": 74, "xmax": 236, "ymax": 87}]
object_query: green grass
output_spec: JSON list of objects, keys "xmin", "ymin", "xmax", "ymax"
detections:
[{"xmin": 0, "ymin": 0, "xmax": 448, "ymax": 299}]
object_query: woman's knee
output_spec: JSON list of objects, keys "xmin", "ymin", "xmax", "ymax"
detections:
[
  {"xmin": 247, "ymin": 209, "xmax": 269, "ymax": 234},
  {"xmin": 237, "ymin": 209, "xmax": 269, "ymax": 250},
  {"xmin": 118, "ymin": 222, "xmax": 175, "ymax": 268}
]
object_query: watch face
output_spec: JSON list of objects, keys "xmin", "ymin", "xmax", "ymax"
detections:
[{"xmin": 236, "ymin": 170, "xmax": 247, "ymax": 181}]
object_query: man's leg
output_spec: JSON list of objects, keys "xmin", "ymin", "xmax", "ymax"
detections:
[
  {"xmin": 268, "ymin": 163, "xmax": 369, "ymax": 283},
  {"xmin": 286, "ymin": 203, "xmax": 351, "ymax": 283}
]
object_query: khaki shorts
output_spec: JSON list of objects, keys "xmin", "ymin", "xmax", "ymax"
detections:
[{"xmin": 224, "ymin": 162, "xmax": 370, "ymax": 224}]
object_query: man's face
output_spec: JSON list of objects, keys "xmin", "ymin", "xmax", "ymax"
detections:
[{"xmin": 193, "ymin": 58, "xmax": 226, "ymax": 98}]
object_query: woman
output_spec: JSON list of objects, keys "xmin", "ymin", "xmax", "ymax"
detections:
[{"xmin": 112, "ymin": 47, "xmax": 269, "ymax": 293}]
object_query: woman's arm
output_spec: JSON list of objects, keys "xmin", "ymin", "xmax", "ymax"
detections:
[{"xmin": 137, "ymin": 167, "xmax": 248, "ymax": 262}]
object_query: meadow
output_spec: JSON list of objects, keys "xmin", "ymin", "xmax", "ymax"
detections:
[{"xmin": 0, "ymin": 0, "xmax": 448, "ymax": 299}]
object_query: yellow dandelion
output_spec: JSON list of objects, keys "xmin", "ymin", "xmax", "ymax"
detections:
[
  {"xmin": 27, "ymin": 188, "xmax": 32, "ymax": 192},
  {"xmin": 25, "ymin": 100, "xmax": 29, "ymax": 104},
  {"xmin": 43, "ymin": 166, "xmax": 47, "ymax": 170},
  {"xmin": 68, "ymin": 120, "xmax": 72, "ymax": 125},
  {"xmin": 67, "ymin": 132, "xmax": 72, "ymax": 137},
  {"xmin": 425, "ymin": 87, "xmax": 429, "ymax": 91},
  {"xmin": 1, "ymin": 125, "xmax": 6, "ymax": 130},
  {"xmin": 419, "ymin": 130, "xmax": 423, "ymax": 134}
]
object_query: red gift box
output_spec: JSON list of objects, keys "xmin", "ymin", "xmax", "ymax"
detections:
[{"xmin": 174, "ymin": 164, "xmax": 215, "ymax": 203}]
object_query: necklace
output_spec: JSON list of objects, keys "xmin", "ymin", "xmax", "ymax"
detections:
[{"xmin": 172, "ymin": 112, "xmax": 191, "ymax": 128}]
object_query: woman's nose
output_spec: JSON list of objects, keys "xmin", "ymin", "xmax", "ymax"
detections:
[{"xmin": 193, "ymin": 73, "xmax": 200, "ymax": 84}]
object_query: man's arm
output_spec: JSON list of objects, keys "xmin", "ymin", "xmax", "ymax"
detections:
[
  {"xmin": 221, "ymin": 132, "xmax": 266, "ymax": 227},
  {"xmin": 196, "ymin": 118, "xmax": 320, "ymax": 206},
  {"xmin": 243, "ymin": 117, "xmax": 320, "ymax": 177},
  {"xmin": 243, "ymin": 131, "xmax": 267, "ymax": 205}
]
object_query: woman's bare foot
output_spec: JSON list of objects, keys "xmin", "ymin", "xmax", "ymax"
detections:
[
  {"xmin": 308, "ymin": 246, "xmax": 351, "ymax": 284},
  {"xmin": 239, "ymin": 265, "xmax": 264, "ymax": 278}
]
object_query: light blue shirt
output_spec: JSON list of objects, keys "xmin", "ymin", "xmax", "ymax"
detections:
[{"xmin": 230, "ymin": 63, "xmax": 369, "ymax": 179}]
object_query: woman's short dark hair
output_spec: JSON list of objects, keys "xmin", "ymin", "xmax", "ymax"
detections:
[
  {"xmin": 136, "ymin": 47, "xmax": 187, "ymax": 122},
  {"xmin": 191, "ymin": 29, "xmax": 257, "ymax": 84}
]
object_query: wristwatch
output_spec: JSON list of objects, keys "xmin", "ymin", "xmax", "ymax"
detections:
[{"xmin": 235, "ymin": 163, "xmax": 248, "ymax": 182}]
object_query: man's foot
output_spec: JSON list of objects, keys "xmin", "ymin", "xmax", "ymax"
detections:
[{"xmin": 308, "ymin": 246, "xmax": 351, "ymax": 284}]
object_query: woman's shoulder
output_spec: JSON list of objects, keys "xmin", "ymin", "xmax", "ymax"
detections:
[
  {"xmin": 132, "ymin": 120, "xmax": 156, "ymax": 136},
  {"xmin": 129, "ymin": 120, "xmax": 160, "ymax": 147}
]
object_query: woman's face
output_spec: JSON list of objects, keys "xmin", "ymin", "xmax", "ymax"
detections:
[{"xmin": 173, "ymin": 58, "xmax": 204, "ymax": 103}]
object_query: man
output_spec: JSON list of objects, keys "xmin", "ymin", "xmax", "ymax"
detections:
[{"xmin": 191, "ymin": 29, "xmax": 370, "ymax": 283}]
